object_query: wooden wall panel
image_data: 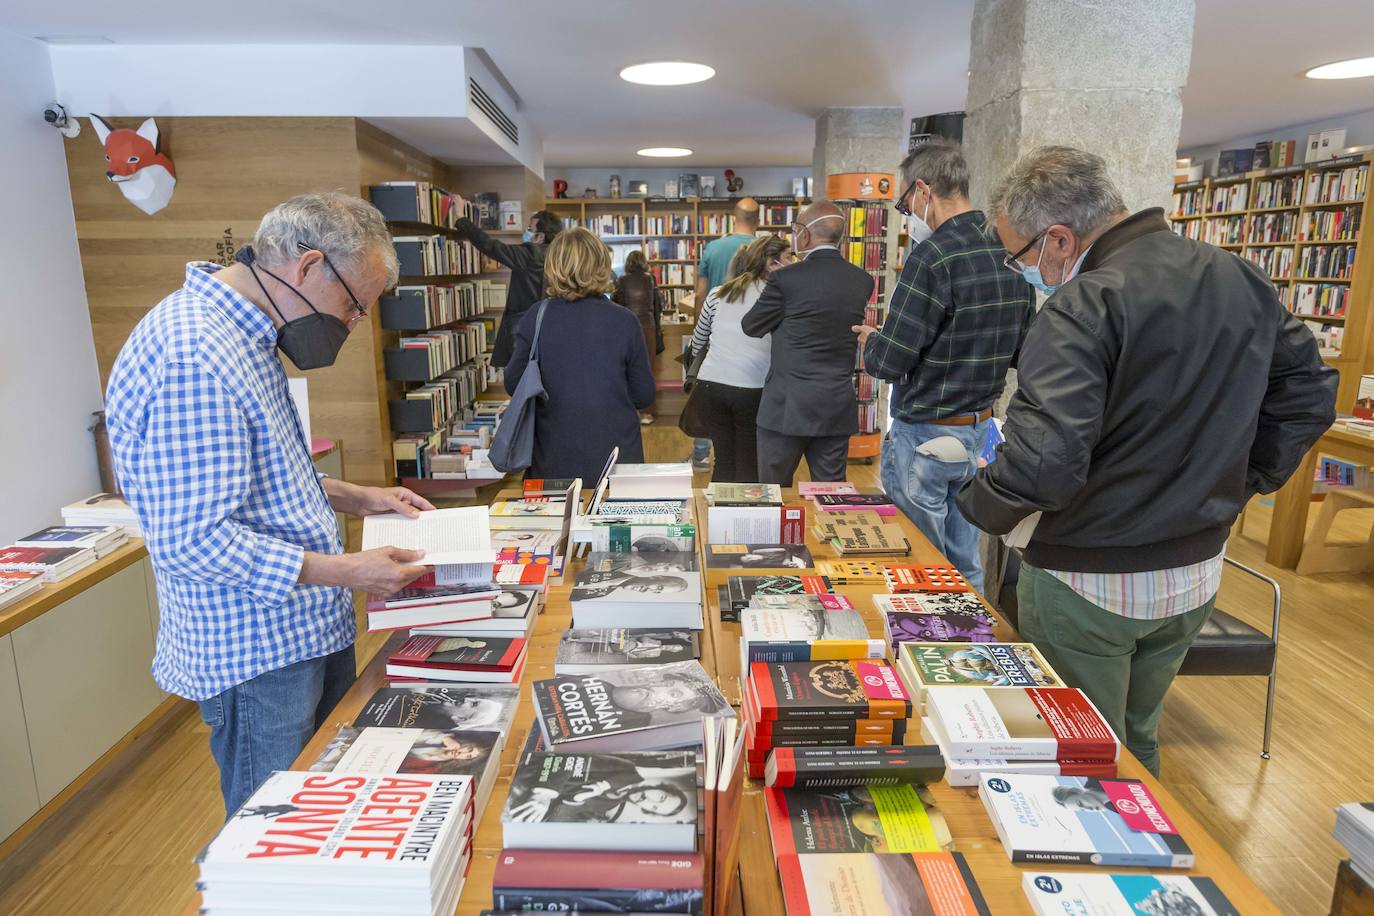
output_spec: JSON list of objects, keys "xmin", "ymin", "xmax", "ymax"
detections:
[{"xmin": 65, "ymin": 116, "xmax": 393, "ymax": 488}]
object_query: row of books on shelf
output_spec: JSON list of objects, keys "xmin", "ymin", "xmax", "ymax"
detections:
[
  {"xmin": 1336, "ymin": 802, "xmax": 1374, "ymax": 890},
  {"xmin": 662, "ymin": 287, "xmax": 692, "ymax": 309},
  {"xmin": 1172, "ymin": 161, "xmax": 1369, "ymax": 217},
  {"xmin": 394, "ymin": 234, "xmax": 482, "ymax": 278},
  {"xmin": 369, "ymin": 181, "xmax": 476, "ymax": 229},
  {"xmin": 1303, "ymin": 206, "xmax": 1362, "ymax": 242},
  {"xmin": 699, "ymin": 213, "xmax": 733, "ymax": 236},
  {"xmin": 646, "ymin": 214, "xmax": 695, "ymax": 236},
  {"xmin": 646, "ymin": 237, "xmax": 700, "ymax": 260},
  {"xmin": 1207, "ymin": 182, "xmax": 1248, "ymax": 214},
  {"xmin": 380, "ymin": 280, "xmax": 506, "ymax": 331},
  {"xmin": 1243, "ymin": 245, "xmax": 1292, "ymax": 278},
  {"xmin": 650, "ymin": 263, "xmax": 696, "ymax": 286},
  {"xmin": 760, "ymin": 202, "xmax": 802, "ymax": 227},
  {"xmin": 395, "ymin": 363, "xmax": 490, "ymax": 432},
  {"xmin": 1246, "ymin": 210, "xmax": 1299, "ymax": 244},
  {"xmin": 1254, "ymin": 174, "xmax": 1304, "ymax": 209},
  {"xmin": 1174, "ymin": 207, "xmax": 1363, "ymax": 247},
  {"xmin": 1291, "ymin": 282, "xmax": 1350, "ymax": 319},
  {"xmin": 392, "ymin": 399, "xmax": 506, "ymax": 478},
  {"xmin": 0, "ymin": 524, "xmax": 131, "ymax": 608},
  {"xmin": 1295, "ymin": 243, "xmax": 1357, "ymax": 280},
  {"xmin": 1308, "ymin": 163, "xmax": 1369, "ymax": 205},
  {"xmin": 845, "ymin": 240, "xmax": 887, "ymax": 271},
  {"xmin": 392, "ymin": 325, "xmax": 489, "ymax": 379},
  {"xmin": 844, "ymin": 202, "xmax": 890, "ymax": 239},
  {"xmin": 583, "ymin": 213, "xmax": 644, "ymax": 235}
]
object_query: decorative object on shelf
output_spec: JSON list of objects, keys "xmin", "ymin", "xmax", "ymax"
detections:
[
  {"xmin": 89, "ymin": 115, "xmax": 176, "ymax": 215},
  {"xmin": 553, "ymin": 179, "xmax": 568, "ymax": 199},
  {"xmin": 582, "ymin": 188, "xmax": 598, "ymax": 199},
  {"xmin": 724, "ymin": 169, "xmax": 744, "ymax": 193},
  {"xmin": 678, "ymin": 174, "xmax": 701, "ymax": 198},
  {"xmin": 628, "ymin": 180, "xmax": 649, "ymax": 197},
  {"xmin": 609, "ymin": 174, "xmax": 622, "ymax": 198},
  {"xmin": 700, "ymin": 174, "xmax": 716, "ymax": 197},
  {"xmin": 825, "ymin": 172, "xmax": 897, "ymax": 200}
]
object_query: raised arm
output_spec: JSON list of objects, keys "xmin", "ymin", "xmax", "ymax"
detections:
[{"xmin": 454, "ymin": 217, "xmax": 538, "ymax": 271}]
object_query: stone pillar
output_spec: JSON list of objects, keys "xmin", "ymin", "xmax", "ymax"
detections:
[
  {"xmin": 964, "ymin": 0, "xmax": 1195, "ymax": 215},
  {"xmin": 812, "ymin": 108, "xmax": 905, "ymax": 188}
]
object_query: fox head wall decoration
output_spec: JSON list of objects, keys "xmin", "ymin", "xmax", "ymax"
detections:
[{"xmin": 90, "ymin": 115, "xmax": 177, "ymax": 215}]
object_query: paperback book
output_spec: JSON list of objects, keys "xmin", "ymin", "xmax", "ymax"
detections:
[
  {"xmin": 896, "ymin": 642, "xmax": 1061, "ymax": 708},
  {"xmin": 748, "ymin": 660, "xmax": 912, "ymax": 722},
  {"xmin": 766, "ymin": 783, "xmax": 952, "ymax": 854},
  {"xmin": 1021, "ymin": 872, "xmax": 1240, "ymax": 916},
  {"xmin": 531, "ymin": 660, "xmax": 731, "ymax": 752},
  {"xmin": 924, "ymin": 687, "xmax": 1119, "ymax": 762},
  {"xmin": 704, "ymin": 544, "xmax": 813, "ymax": 586},
  {"xmin": 812, "ymin": 509, "xmax": 883, "ymax": 541},
  {"xmin": 813, "ymin": 493, "xmax": 897, "ymax": 516},
  {"xmin": 740, "ymin": 604, "xmax": 883, "ymax": 666},
  {"xmin": 814, "ymin": 559, "xmax": 887, "ymax": 586},
  {"xmin": 554, "ymin": 629, "xmax": 701, "ymax": 675},
  {"xmin": 706, "ymin": 482, "xmax": 782, "ymax": 506},
  {"xmin": 501, "ymin": 751, "xmax": 700, "ymax": 851},
  {"xmin": 309, "ymin": 726, "xmax": 502, "ymax": 783},
  {"xmin": 14, "ymin": 524, "xmax": 127, "ymax": 557},
  {"xmin": 764, "ymin": 746, "xmax": 945, "ymax": 789},
  {"xmin": 875, "ymin": 593, "xmax": 998, "ymax": 644},
  {"xmin": 0, "ymin": 569, "xmax": 43, "ymax": 609},
  {"xmin": 0, "ymin": 545, "xmax": 94, "ymax": 582},
  {"xmin": 797, "ymin": 482, "xmax": 858, "ymax": 497},
  {"xmin": 919, "ymin": 721, "xmax": 1118, "ymax": 786},
  {"xmin": 492, "ymin": 849, "xmax": 704, "ymax": 915},
  {"xmin": 980, "ymin": 774, "xmax": 1195, "ymax": 868},
  {"xmin": 706, "ymin": 503, "xmax": 806, "ymax": 545},
  {"xmin": 776, "ymin": 851, "xmax": 990, "ymax": 916},
  {"xmin": 574, "ymin": 522, "xmax": 696, "ymax": 554},
  {"xmin": 354, "ymin": 684, "xmax": 520, "ymax": 734},
  {"xmin": 724, "ymin": 574, "xmax": 834, "ymax": 623},
  {"xmin": 883, "ymin": 564, "xmax": 969, "ymax": 594},
  {"xmin": 829, "ymin": 524, "xmax": 910, "ymax": 557},
  {"xmin": 410, "ymin": 587, "xmax": 541, "ymax": 638},
  {"xmin": 570, "ymin": 552, "xmax": 703, "ymax": 629},
  {"xmin": 608, "ymin": 462, "xmax": 694, "ymax": 500}
]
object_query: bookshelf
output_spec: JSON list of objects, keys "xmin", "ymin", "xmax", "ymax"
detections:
[
  {"xmin": 835, "ymin": 197, "xmax": 899, "ymax": 459},
  {"xmin": 369, "ymin": 182, "xmax": 506, "ymax": 489},
  {"xmin": 1170, "ymin": 152, "xmax": 1374, "ymax": 409}
]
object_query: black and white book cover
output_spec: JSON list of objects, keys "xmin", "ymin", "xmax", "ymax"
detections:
[
  {"xmin": 354, "ymin": 684, "xmax": 520, "ymax": 733},
  {"xmin": 571, "ymin": 552, "xmax": 701, "ymax": 606},
  {"xmin": 310, "ymin": 726, "xmax": 501, "ymax": 780},
  {"xmin": 532, "ymin": 660, "xmax": 731, "ymax": 751},
  {"xmin": 556, "ymin": 629, "xmax": 701, "ymax": 673},
  {"xmin": 503, "ymin": 751, "xmax": 699, "ymax": 826}
]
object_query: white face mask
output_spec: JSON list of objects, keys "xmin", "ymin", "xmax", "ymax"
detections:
[
  {"xmin": 794, "ymin": 214, "xmax": 844, "ymax": 256},
  {"xmin": 906, "ymin": 196, "xmax": 933, "ymax": 246}
]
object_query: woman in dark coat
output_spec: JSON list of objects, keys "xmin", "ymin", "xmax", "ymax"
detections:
[
  {"xmin": 612, "ymin": 249, "xmax": 663, "ymax": 425},
  {"xmin": 504, "ymin": 227, "xmax": 656, "ymax": 482}
]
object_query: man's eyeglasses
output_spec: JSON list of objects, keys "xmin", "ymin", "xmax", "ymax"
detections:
[
  {"xmin": 1002, "ymin": 229, "xmax": 1047, "ymax": 275},
  {"xmin": 893, "ymin": 181, "xmax": 917, "ymax": 217},
  {"xmin": 297, "ymin": 242, "xmax": 368, "ymax": 322}
]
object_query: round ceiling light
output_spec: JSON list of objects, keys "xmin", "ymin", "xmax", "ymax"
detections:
[
  {"xmin": 637, "ymin": 147, "xmax": 693, "ymax": 158},
  {"xmin": 1305, "ymin": 56, "xmax": 1374, "ymax": 80},
  {"xmin": 620, "ymin": 61, "xmax": 715, "ymax": 86}
]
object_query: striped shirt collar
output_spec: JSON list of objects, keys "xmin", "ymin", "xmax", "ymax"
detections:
[{"xmin": 184, "ymin": 261, "xmax": 278, "ymax": 347}]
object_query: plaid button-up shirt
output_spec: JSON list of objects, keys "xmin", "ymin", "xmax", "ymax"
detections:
[
  {"xmin": 105, "ymin": 263, "xmax": 349, "ymax": 701},
  {"xmin": 862, "ymin": 210, "xmax": 1035, "ymax": 421}
]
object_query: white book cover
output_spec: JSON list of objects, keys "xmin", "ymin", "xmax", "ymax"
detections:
[
  {"xmin": 362, "ymin": 506, "xmax": 497, "ymax": 568},
  {"xmin": 1022, "ymin": 872, "xmax": 1239, "ymax": 916},
  {"xmin": 924, "ymin": 686, "xmax": 1118, "ymax": 762},
  {"xmin": 979, "ymin": 773, "xmax": 1194, "ymax": 869}
]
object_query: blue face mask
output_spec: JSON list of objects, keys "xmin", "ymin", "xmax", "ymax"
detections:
[
  {"xmin": 522, "ymin": 229, "xmax": 534, "ymax": 244},
  {"xmin": 1022, "ymin": 241, "xmax": 1088, "ymax": 296}
]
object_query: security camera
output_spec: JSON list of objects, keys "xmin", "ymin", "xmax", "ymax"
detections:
[{"xmin": 44, "ymin": 102, "xmax": 81, "ymax": 138}]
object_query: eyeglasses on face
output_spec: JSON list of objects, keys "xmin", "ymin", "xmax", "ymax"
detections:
[
  {"xmin": 1002, "ymin": 228, "xmax": 1048, "ymax": 275},
  {"xmin": 297, "ymin": 242, "xmax": 368, "ymax": 322},
  {"xmin": 893, "ymin": 180, "xmax": 918, "ymax": 217}
]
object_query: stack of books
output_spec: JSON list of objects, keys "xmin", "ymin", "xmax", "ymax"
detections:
[
  {"xmin": 981, "ymin": 773, "xmax": 1194, "ymax": 869},
  {"xmin": 0, "ymin": 544, "xmax": 96, "ymax": 582},
  {"xmin": 384, "ymin": 634, "xmax": 527, "ymax": 684},
  {"xmin": 883, "ymin": 563, "xmax": 969, "ymax": 594},
  {"xmin": 570, "ymin": 552, "xmax": 703, "ymax": 629},
  {"xmin": 797, "ymin": 481, "xmax": 858, "ymax": 498},
  {"xmin": 743, "ymin": 659, "xmax": 911, "ymax": 779},
  {"xmin": 876, "ymin": 593, "xmax": 999, "ymax": 646},
  {"xmin": 364, "ymin": 576, "xmax": 502, "ymax": 631},
  {"xmin": 739, "ymin": 597, "xmax": 881, "ymax": 673},
  {"xmin": 704, "ymin": 483, "xmax": 805, "ymax": 545},
  {"xmin": 0, "ymin": 570, "xmax": 44, "ymax": 610},
  {"xmin": 61, "ymin": 493, "xmax": 141, "ymax": 536},
  {"xmin": 196, "ymin": 772, "xmax": 474, "ymax": 916},
  {"xmin": 812, "ymin": 508, "xmax": 883, "ymax": 542},
  {"xmin": 1021, "ymin": 872, "xmax": 1240, "ymax": 915},
  {"xmin": 14, "ymin": 524, "xmax": 128, "ymax": 558},
  {"xmin": 721, "ymin": 573, "xmax": 835, "ymax": 623},
  {"xmin": 894, "ymin": 642, "xmax": 1061, "ymax": 712},
  {"xmin": 1335, "ymin": 802, "xmax": 1374, "ymax": 888},
  {"xmin": 607, "ymin": 462, "xmax": 693, "ymax": 500},
  {"xmin": 921, "ymin": 686, "xmax": 1120, "ymax": 786},
  {"xmin": 766, "ymin": 781, "xmax": 952, "ymax": 856},
  {"xmin": 409, "ymin": 585, "xmax": 542, "ymax": 641},
  {"xmin": 827, "ymin": 522, "xmax": 910, "ymax": 557},
  {"xmin": 553, "ymin": 628, "xmax": 700, "ymax": 675}
]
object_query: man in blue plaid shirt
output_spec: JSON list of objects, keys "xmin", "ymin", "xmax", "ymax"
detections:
[
  {"xmin": 854, "ymin": 143, "xmax": 1035, "ymax": 593},
  {"xmin": 106, "ymin": 192, "xmax": 434, "ymax": 816}
]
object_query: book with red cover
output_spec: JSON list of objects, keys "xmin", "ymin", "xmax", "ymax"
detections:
[
  {"xmin": 386, "ymin": 635, "xmax": 526, "ymax": 683},
  {"xmin": 765, "ymin": 746, "xmax": 945, "ymax": 788},
  {"xmin": 748, "ymin": 659, "xmax": 912, "ymax": 722},
  {"xmin": 492, "ymin": 849, "xmax": 703, "ymax": 914},
  {"xmin": 883, "ymin": 564, "xmax": 969, "ymax": 594},
  {"xmin": 493, "ymin": 562, "xmax": 549, "ymax": 588},
  {"xmin": 522, "ymin": 477, "xmax": 577, "ymax": 496}
]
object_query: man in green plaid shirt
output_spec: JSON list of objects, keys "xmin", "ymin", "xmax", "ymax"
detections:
[{"xmin": 853, "ymin": 142, "xmax": 1035, "ymax": 592}]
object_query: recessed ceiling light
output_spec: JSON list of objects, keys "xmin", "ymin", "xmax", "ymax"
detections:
[
  {"xmin": 620, "ymin": 61, "xmax": 715, "ymax": 86},
  {"xmin": 1306, "ymin": 56, "xmax": 1374, "ymax": 80},
  {"xmin": 638, "ymin": 147, "xmax": 692, "ymax": 158}
]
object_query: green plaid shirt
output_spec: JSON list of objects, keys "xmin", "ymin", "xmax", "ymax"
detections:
[{"xmin": 863, "ymin": 210, "xmax": 1035, "ymax": 421}]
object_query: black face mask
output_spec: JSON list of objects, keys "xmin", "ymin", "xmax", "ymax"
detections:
[{"xmin": 236, "ymin": 245, "xmax": 350, "ymax": 370}]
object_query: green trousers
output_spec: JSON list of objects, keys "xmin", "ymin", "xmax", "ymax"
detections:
[{"xmin": 1016, "ymin": 560, "xmax": 1215, "ymax": 777}]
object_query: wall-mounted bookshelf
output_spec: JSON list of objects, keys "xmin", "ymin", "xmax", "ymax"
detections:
[
  {"xmin": 1170, "ymin": 152, "xmax": 1373, "ymax": 409},
  {"xmin": 368, "ymin": 182, "xmax": 507, "ymax": 487}
]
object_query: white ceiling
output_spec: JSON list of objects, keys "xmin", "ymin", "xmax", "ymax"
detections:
[{"xmin": 6, "ymin": 0, "xmax": 1374, "ymax": 166}]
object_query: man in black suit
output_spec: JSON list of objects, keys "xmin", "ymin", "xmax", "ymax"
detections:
[{"xmin": 742, "ymin": 200, "xmax": 872, "ymax": 485}]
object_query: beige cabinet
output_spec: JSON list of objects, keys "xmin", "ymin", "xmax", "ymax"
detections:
[{"xmin": 0, "ymin": 635, "xmax": 39, "ymax": 839}]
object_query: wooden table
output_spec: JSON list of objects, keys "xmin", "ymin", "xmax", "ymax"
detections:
[
  {"xmin": 1267, "ymin": 425, "xmax": 1374, "ymax": 568},
  {"xmin": 182, "ymin": 489, "xmax": 1278, "ymax": 915}
]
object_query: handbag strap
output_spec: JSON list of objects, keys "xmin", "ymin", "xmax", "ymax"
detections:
[{"xmin": 528, "ymin": 300, "xmax": 550, "ymax": 363}]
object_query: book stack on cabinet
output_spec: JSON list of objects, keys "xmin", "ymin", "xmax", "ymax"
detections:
[
  {"xmin": 1169, "ymin": 153, "xmax": 1374, "ymax": 408},
  {"xmin": 369, "ymin": 182, "xmax": 508, "ymax": 490}
]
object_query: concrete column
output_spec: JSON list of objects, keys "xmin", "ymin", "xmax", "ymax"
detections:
[
  {"xmin": 964, "ymin": 0, "xmax": 1195, "ymax": 214},
  {"xmin": 812, "ymin": 107, "xmax": 905, "ymax": 186}
]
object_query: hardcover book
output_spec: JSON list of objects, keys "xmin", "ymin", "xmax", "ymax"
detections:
[
  {"xmin": 492, "ymin": 849, "xmax": 704, "ymax": 915},
  {"xmin": 919, "ymin": 721, "xmax": 1117, "ymax": 786},
  {"xmin": 354, "ymin": 685, "xmax": 520, "ymax": 733},
  {"xmin": 776, "ymin": 851, "xmax": 990, "ymax": 916},
  {"xmin": 387, "ymin": 634, "xmax": 526, "ymax": 679},
  {"xmin": 569, "ymin": 552, "xmax": 702, "ymax": 629},
  {"xmin": 766, "ymin": 783, "xmax": 952, "ymax": 854},
  {"xmin": 874, "ymin": 593, "xmax": 998, "ymax": 644},
  {"xmin": 765, "ymin": 746, "xmax": 945, "ymax": 789},
  {"xmin": 748, "ymin": 593, "xmax": 855, "ymax": 612},
  {"xmin": 748, "ymin": 659, "xmax": 912, "ymax": 722},
  {"xmin": 411, "ymin": 587, "xmax": 540, "ymax": 638},
  {"xmin": 501, "ymin": 751, "xmax": 700, "ymax": 851},
  {"xmin": 724, "ymin": 574, "xmax": 834, "ymax": 622},
  {"xmin": 531, "ymin": 660, "xmax": 731, "ymax": 752},
  {"xmin": 896, "ymin": 642, "xmax": 1061, "ymax": 707},
  {"xmin": 309, "ymin": 726, "xmax": 502, "ymax": 782},
  {"xmin": 980, "ymin": 774, "xmax": 1194, "ymax": 868},
  {"xmin": 555, "ymin": 629, "xmax": 701, "ymax": 674},
  {"xmin": 1022, "ymin": 872, "xmax": 1240, "ymax": 916},
  {"xmin": 925, "ymin": 687, "xmax": 1119, "ymax": 762}
]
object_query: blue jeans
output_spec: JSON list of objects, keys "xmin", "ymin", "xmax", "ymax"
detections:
[
  {"xmin": 880, "ymin": 417, "xmax": 987, "ymax": 593},
  {"xmin": 196, "ymin": 645, "xmax": 356, "ymax": 817}
]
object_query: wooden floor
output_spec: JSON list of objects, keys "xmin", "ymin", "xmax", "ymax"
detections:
[{"xmin": 1, "ymin": 423, "xmax": 1370, "ymax": 915}]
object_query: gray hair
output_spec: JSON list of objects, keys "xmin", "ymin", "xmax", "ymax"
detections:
[
  {"xmin": 990, "ymin": 146, "xmax": 1126, "ymax": 238},
  {"xmin": 253, "ymin": 191, "xmax": 399, "ymax": 288},
  {"xmin": 901, "ymin": 140, "xmax": 969, "ymax": 198}
]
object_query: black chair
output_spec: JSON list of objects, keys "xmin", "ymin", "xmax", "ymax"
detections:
[{"xmin": 995, "ymin": 551, "xmax": 1281, "ymax": 759}]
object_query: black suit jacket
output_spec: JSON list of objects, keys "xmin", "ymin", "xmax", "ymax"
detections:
[
  {"xmin": 455, "ymin": 217, "xmax": 547, "ymax": 367},
  {"xmin": 741, "ymin": 248, "xmax": 872, "ymax": 436}
]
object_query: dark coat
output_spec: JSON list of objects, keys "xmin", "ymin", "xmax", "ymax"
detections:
[
  {"xmin": 958, "ymin": 208, "xmax": 1338, "ymax": 573},
  {"xmin": 454, "ymin": 217, "xmax": 548, "ymax": 367},
  {"xmin": 741, "ymin": 248, "xmax": 872, "ymax": 436},
  {"xmin": 505, "ymin": 297, "xmax": 657, "ymax": 482}
]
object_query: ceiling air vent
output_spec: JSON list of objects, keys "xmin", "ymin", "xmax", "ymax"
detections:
[{"xmin": 468, "ymin": 78, "xmax": 519, "ymax": 146}]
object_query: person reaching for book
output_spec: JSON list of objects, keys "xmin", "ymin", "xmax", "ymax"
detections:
[{"xmin": 104, "ymin": 192, "xmax": 437, "ymax": 817}]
